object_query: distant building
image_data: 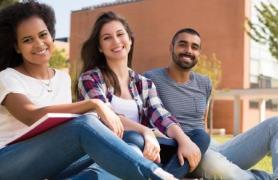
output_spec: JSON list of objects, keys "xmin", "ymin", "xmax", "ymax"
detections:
[
  {"xmin": 70, "ymin": 0, "xmax": 278, "ymax": 134},
  {"xmin": 55, "ymin": 37, "xmax": 69, "ymax": 42}
]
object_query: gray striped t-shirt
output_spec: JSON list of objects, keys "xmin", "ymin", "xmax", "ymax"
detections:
[{"xmin": 144, "ymin": 68, "xmax": 211, "ymax": 133}]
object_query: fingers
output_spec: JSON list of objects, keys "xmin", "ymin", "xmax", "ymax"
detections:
[
  {"xmin": 188, "ymin": 156, "xmax": 198, "ymax": 172},
  {"xmin": 115, "ymin": 118, "xmax": 124, "ymax": 138},
  {"xmin": 103, "ymin": 116, "xmax": 124, "ymax": 138},
  {"xmin": 186, "ymin": 150, "xmax": 201, "ymax": 172},
  {"xmin": 178, "ymin": 152, "xmax": 184, "ymax": 166},
  {"xmin": 111, "ymin": 118, "xmax": 124, "ymax": 138},
  {"xmin": 155, "ymin": 153, "xmax": 161, "ymax": 163},
  {"xmin": 143, "ymin": 139, "xmax": 160, "ymax": 162}
]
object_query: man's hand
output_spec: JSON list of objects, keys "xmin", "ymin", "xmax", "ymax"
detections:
[
  {"xmin": 177, "ymin": 139, "xmax": 201, "ymax": 172},
  {"xmin": 166, "ymin": 124, "xmax": 201, "ymax": 172}
]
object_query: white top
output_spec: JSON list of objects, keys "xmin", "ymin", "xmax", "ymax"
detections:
[
  {"xmin": 0, "ymin": 68, "xmax": 72, "ymax": 148},
  {"xmin": 110, "ymin": 95, "xmax": 139, "ymax": 122}
]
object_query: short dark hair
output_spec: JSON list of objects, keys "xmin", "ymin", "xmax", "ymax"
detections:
[
  {"xmin": 0, "ymin": 0, "xmax": 56, "ymax": 71},
  {"xmin": 171, "ymin": 28, "xmax": 201, "ymax": 46}
]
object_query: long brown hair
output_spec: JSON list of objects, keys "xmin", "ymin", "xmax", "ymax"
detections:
[{"xmin": 80, "ymin": 11, "xmax": 134, "ymax": 95}]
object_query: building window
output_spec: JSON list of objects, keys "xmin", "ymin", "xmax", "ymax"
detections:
[{"xmin": 249, "ymin": 75, "xmax": 278, "ymax": 111}]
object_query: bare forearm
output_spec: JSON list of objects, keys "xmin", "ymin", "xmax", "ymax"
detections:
[
  {"xmin": 4, "ymin": 93, "xmax": 102, "ymax": 126},
  {"xmin": 41, "ymin": 99, "xmax": 100, "ymax": 114}
]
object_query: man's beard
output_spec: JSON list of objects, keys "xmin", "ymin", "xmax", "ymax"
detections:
[{"xmin": 172, "ymin": 52, "xmax": 197, "ymax": 70}]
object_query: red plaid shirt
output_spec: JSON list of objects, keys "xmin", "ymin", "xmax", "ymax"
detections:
[{"xmin": 78, "ymin": 68, "xmax": 178, "ymax": 134}]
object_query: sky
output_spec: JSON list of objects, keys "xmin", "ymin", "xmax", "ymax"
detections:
[{"xmin": 38, "ymin": 0, "xmax": 116, "ymax": 38}]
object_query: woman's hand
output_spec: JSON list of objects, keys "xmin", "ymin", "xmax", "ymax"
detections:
[
  {"xmin": 177, "ymin": 139, "xmax": 201, "ymax": 172},
  {"xmin": 142, "ymin": 129, "xmax": 161, "ymax": 163},
  {"xmin": 94, "ymin": 99, "xmax": 124, "ymax": 138}
]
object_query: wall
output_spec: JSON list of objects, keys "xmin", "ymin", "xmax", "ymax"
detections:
[{"xmin": 70, "ymin": 0, "xmax": 253, "ymax": 133}]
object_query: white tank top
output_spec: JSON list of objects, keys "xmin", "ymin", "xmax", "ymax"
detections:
[{"xmin": 110, "ymin": 95, "xmax": 139, "ymax": 122}]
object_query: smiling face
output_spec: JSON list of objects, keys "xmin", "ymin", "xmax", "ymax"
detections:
[
  {"xmin": 170, "ymin": 32, "xmax": 201, "ymax": 70},
  {"xmin": 98, "ymin": 20, "xmax": 132, "ymax": 62},
  {"xmin": 15, "ymin": 16, "xmax": 54, "ymax": 66}
]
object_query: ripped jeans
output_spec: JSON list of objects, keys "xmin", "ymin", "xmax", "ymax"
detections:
[{"xmin": 194, "ymin": 116, "xmax": 278, "ymax": 180}]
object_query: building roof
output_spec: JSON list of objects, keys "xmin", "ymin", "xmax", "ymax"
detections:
[{"xmin": 73, "ymin": 0, "xmax": 142, "ymax": 12}]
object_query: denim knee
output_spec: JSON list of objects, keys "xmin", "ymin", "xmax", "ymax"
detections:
[
  {"xmin": 188, "ymin": 129, "xmax": 210, "ymax": 155},
  {"xmin": 68, "ymin": 114, "xmax": 105, "ymax": 133},
  {"xmin": 123, "ymin": 131, "xmax": 145, "ymax": 151}
]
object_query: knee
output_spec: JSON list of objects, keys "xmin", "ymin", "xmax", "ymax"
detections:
[
  {"xmin": 265, "ymin": 116, "xmax": 278, "ymax": 133},
  {"xmin": 123, "ymin": 131, "xmax": 145, "ymax": 151},
  {"xmin": 190, "ymin": 129, "xmax": 211, "ymax": 155},
  {"xmin": 71, "ymin": 114, "xmax": 102, "ymax": 126},
  {"xmin": 267, "ymin": 116, "xmax": 278, "ymax": 125},
  {"xmin": 67, "ymin": 114, "xmax": 108, "ymax": 134}
]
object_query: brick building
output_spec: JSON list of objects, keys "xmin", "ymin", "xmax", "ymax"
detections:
[{"xmin": 70, "ymin": 0, "xmax": 278, "ymax": 134}]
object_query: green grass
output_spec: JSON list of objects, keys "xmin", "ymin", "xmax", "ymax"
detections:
[{"xmin": 213, "ymin": 135, "xmax": 272, "ymax": 173}]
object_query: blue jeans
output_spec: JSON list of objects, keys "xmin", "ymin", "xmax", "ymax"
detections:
[
  {"xmin": 0, "ymin": 115, "xmax": 163, "ymax": 180},
  {"xmin": 56, "ymin": 131, "xmax": 145, "ymax": 180},
  {"xmin": 88, "ymin": 128, "xmax": 210, "ymax": 179},
  {"xmin": 162, "ymin": 129, "xmax": 210, "ymax": 178},
  {"xmin": 194, "ymin": 116, "xmax": 278, "ymax": 180}
]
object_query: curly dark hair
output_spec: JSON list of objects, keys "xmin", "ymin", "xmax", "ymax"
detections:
[
  {"xmin": 0, "ymin": 0, "xmax": 56, "ymax": 71},
  {"xmin": 80, "ymin": 11, "xmax": 134, "ymax": 96}
]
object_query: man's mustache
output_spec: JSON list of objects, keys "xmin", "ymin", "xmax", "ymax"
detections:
[{"xmin": 178, "ymin": 52, "xmax": 195, "ymax": 60}]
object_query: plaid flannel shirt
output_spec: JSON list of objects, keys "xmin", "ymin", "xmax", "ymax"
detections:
[{"xmin": 78, "ymin": 67, "xmax": 178, "ymax": 134}]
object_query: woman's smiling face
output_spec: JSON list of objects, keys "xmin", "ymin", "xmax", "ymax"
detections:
[{"xmin": 15, "ymin": 16, "xmax": 54, "ymax": 66}]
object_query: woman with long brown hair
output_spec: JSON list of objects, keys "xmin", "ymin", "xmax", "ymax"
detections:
[{"xmin": 78, "ymin": 11, "xmax": 210, "ymax": 178}]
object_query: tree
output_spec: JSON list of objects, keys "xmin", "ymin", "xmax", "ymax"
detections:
[
  {"xmin": 193, "ymin": 54, "xmax": 222, "ymax": 91},
  {"xmin": 193, "ymin": 54, "xmax": 222, "ymax": 134},
  {"xmin": 0, "ymin": 0, "xmax": 18, "ymax": 9},
  {"xmin": 49, "ymin": 48, "xmax": 69, "ymax": 69},
  {"xmin": 247, "ymin": 1, "xmax": 278, "ymax": 60}
]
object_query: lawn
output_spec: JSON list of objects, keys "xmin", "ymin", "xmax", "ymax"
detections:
[{"xmin": 213, "ymin": 135, "xmax": 272, "ymax": 173}]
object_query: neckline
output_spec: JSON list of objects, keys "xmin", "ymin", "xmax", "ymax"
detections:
[
  {"xmin": 8, "ymin": 67, "xmax": 56, "ymax": 93},
  {"xmin": 162, "ymin": 68, "xmax": 193, "ymax": 86},
  {"xmin": 112, "ymin": 95, "xmax": 135, "ymax": 102},
  {"xmin": 8, "ymin": 67, "xmax": 56, "ymax": 81}
]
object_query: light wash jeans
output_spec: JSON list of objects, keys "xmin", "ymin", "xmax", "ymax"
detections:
[
  {"xmin": 87, "ymin": 129, "xmax": 210, "ymax": 179},
  {"xmin": 0, "ymin": 115, "xmax": 164, "ymax": 180},
  {"xmin": 194, "ymin": 116, "xmax": 278, "ymax": 180}
]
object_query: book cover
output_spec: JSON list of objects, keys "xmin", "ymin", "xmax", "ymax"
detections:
[{"xmin": 7, "ymin": 113, "xmax": 80, "ymax": 145}]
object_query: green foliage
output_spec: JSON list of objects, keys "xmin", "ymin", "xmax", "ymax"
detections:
[
  {"xmin": 69, "ymin": 61, "xmax": 80, "ymax": 102},
  {"xmin": 0, "ymin": 0, "xmax": 18, "ymax": 9},
  {"xmin": 49, "ymin": 48, "xmax": 69, "ymax": 69},
  {"xmin": 193, "ymin": 54, "xmax": 222, "ymax": 91},
  {"xmin": 247, "ymin": 1, "xmax": 278, "ymax": 61}
]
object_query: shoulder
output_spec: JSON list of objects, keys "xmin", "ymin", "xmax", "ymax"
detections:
[
  {"xmin": 143, "ymin": 68, "xmax": 164, "ymax": 79},
  {"xmin": 191, "ymin": 72, "xmax": 212, "ymax": 94},
  {"xmin": 0, "ymin": 68, "xmax": 27, "ymax": 100},
  {"xmin": 0, "ymin": 68, "xmax": 17, "ymax": 77},
  {"xmin": 79, "ymin": 68, "xmax": 102, "ymax": 82},
  {"xmin": 192, "ymin": 72, "xmax": 211, "ymax": 85},
  {"xmin": 0, "ymin": 68, "xmax": 24, "ymax": 84},
  {"xmin": 130, "ymin": 70, "xmax": 154, "ymax": 89}
]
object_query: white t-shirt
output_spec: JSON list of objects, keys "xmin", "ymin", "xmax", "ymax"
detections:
[
  {"xmin": 0, "ymin": 68, "xmax": 72, "ymax": 148},
  {"xmin": 110, "ymin": 95, "xmax": 139, "ymax": 122}
]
